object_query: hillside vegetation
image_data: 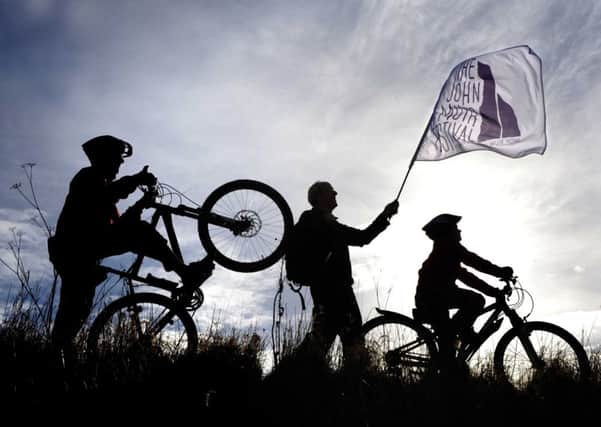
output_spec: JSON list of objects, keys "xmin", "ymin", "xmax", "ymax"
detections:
[{"xmin": 1, "ymin": 307, "xmax": 599, "ymax": 426}]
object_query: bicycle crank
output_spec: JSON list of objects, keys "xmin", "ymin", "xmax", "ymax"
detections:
[{"xmin": 186, "ymin": 288, "xmax": 204, "ymax": 310}]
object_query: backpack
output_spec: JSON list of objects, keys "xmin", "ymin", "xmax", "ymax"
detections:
[{"xmin": 284, "ymin": 216, "xmax": 330, "ymax": 287}]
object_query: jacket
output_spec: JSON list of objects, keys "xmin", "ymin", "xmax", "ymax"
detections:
[
  {"xmin": 417, "ymin": 240, "xmax": 503, "ymax": 297},
  {"xmin": 52, "ymin": 166, "xmax": 139, "ymax": 260},
  {"xmin": 297, "ymin": 208, "xmax": 390, "ymax": 289}
]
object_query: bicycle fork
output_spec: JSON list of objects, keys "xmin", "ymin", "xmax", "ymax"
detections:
[
  {"xmin": 127, "ymin": 303, "xmax": 178, "ymax": 344},
  {"xmin": 506, "ymin": 310, "xmax": 545, "ymax": 370}
]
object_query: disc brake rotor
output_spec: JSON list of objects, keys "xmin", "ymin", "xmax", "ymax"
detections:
[{"xmin": 234, "ymin": 210, "xmax": 262, "ymax": 237}]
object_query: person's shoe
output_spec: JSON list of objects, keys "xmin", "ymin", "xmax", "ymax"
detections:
[{"xmin": 181, "ymin": 258, "xmax": 215, "ymax": 288}]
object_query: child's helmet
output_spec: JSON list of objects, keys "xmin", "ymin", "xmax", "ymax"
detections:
[
  {"xmin": 422, "ymin": 213, "xmax": 461, "ymax": 239},
  {"xmin": 82, "ymin": 135, "xmax": 132, "ymax": 162}
]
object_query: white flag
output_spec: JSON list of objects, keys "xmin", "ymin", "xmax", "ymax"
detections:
[{"xmin": 416, "ymin": 45, "xmax": 547, "ymax": 161}]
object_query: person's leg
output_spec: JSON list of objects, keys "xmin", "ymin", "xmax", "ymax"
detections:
[
  {"xmin": 102, "ymin": 219, "xmax": 213, "ymax": 285},
  {"xmin": 430, "ymin": 308, "xmax": 456, "ymax": 369},
  {"xmin": 337, "ymin": 287, "xmax": 370, "ymax": 427},
  {"xmin": 449, "ymin": 288, "xmax": 485, "ymax": 342},
  {"xmin": 299, "ymin": 302, "xmax": 337, "ymax": 362},
  {"xmin": 417, "ymin": 291, "xmax": 465, "ymax": 382},
  {"xmin": 105, "ymin": 220, "xmax": 183, "ymax": 270},
  {"xmin": 338, "ymin": 287, "xmax": 367, "ymax": 372},
  {"xmin": 51, "ymin": 272, "xmax": 96, "ymax": 359},
  {"xmin": 416, "ymin": 292, "xmax": 453, "ymax": 355}
]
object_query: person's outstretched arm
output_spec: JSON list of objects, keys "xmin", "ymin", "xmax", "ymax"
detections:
[
  {"xmin": 458, "ymin": 246, "xmax": 513, "ymax": 296},
  {"xmin": 458, "ymin": 268, "xmax": 500, "ymax": 296},
  {"xmin": 336, "ymin": 200, "xmax": 399, "ymax": 246},
  {"xmin": 460, "ymin": 246, "xmax": 512, "ymax": 278}
]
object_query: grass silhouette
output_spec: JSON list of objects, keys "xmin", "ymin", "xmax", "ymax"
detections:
[
  {"xmin": 2, "ymin": 165, "xmax": 600, "ymax": 425},
  {"xmin": 1, "ymin": 298, "xmax": 600, "ymax": 426}
]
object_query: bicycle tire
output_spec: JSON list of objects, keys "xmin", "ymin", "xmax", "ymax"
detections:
[
  {"xmin": 493, "ymin": 321, "xmax": 591, "ymax": 390},
  {"xmin": 87, "ymin": 293, "xmax": 198, "ymax": 357},
  {"xmin": 361, "ymin": 314, "xmax": 438, "ymax": 383},
  {"xmin": 198, "ymin": 179, "xmax": 293, "ymax": 272}
]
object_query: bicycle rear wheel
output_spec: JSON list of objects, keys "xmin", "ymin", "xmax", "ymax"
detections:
[
  {"xmin": 493, "ymin": 321, "xmax": 591, "ymax": 390},
  {"xmin": 198, "ymin": 179, "xmax": 293, "ymax": 272},
  {"xmin": 87, "ymin": 293, "xmax": 198, "ymax": 357},
  {"xmin": 362, "ymin": 314, "xmax": 438, "ymax": 383}
]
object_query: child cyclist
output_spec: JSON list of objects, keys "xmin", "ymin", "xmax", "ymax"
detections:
[{"xmin": 415, "ymin": 213, "xmax": 514, "ymax": 372}]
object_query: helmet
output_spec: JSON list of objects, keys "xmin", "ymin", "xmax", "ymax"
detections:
[
  {"xmin": 422, "ymin": 213, "xmax": 461, "ymax": 239},
  {"xmin": 82, "ymin": 135, "xmax": 132, "ymax": 163}
]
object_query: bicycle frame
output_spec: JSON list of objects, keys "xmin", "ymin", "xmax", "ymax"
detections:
[
  {"xmin": 375, "ymin": 305, "xmax": 508, "ymax": 364},
  {"xmin": 458, "ymin": 299, "xmax": 505, "ymax": 361},
  {"xmin": 99, "ymin": 200, "xmax": 237, "ymax": 298},
  {"xmin": 459, "ymin": 292, "xmax": 541, "ymax": 367},
  {"xmin": 146, "ymin": 201, "xmax": 252, "ymax": 264}
]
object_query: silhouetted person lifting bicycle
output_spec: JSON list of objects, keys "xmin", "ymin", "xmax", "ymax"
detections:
[
  {"xmin": 415, "ymin": 213, "xmax": 513, "ymax": 376},
  {"xmin": 48, "ymin": 135, "xmax": 214, "ymax": 358}
]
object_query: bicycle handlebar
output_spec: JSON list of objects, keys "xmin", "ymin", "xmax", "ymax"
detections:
[
  {"xmin": 498, "ymin": 276, "xmax": 518, "ymax": 300},
  {"xmin": 140, "ymin": 182, "xmax": 158, "ymax": 196},
  {"xmin": 500, "ymin": 275, "xmax": 517, "ymax": 284},
  {"xmin": 499, "ymin": 276, "xmax": 517, "ymax": 287}
]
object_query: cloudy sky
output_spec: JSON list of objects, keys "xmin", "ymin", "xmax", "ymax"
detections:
[{"xmin": 1, "ymin": 0, "xmax": 600, "ymax": 354}]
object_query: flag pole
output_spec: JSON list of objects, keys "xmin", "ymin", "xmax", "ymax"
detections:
[{"xmin": 395, "ymin": 123, "xmax": 430, "ymax": 201}]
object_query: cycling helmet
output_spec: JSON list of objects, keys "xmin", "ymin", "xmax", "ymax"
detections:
[
  {"xmin": 82, "ymin": 135, "xmax": 133, "ymax": 162},
  {"xmin": 422, "ymin": 213, "xmax": 461, "ymax": 239}
]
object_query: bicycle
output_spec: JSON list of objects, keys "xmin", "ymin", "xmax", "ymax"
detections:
[
  {"xmin": 86, "ymin": 179, "xmax": 293, "ymax": 356},
  {"xmin": 361, "ymin": 278, "xmax": 591, "ymax": 390}
]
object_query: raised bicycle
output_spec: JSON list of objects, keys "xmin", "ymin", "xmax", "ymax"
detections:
[
  {"xmin": 362, "ymin": 278, "xmax": 591, "ymax": 390},
  {"xmin": 86, "ymin": 179, "xmax": 293, "ymax": 356}
]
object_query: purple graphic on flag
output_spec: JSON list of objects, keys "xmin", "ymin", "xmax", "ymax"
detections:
[{"xmin": 478, "ymin": 62, "xmax": 521, "ymax": 142}]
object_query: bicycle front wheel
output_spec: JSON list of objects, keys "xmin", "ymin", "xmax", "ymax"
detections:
[
  {"xmin": 87, "ymin": 293, "xmax": 198, "ymax": 357},
  {"xmin": 198, "ymin": 179, "xmax": 293, "ymax": 272},
  {"xmin": 362, "ymin": 315, "xmax": 438, "ymax": 383},
  {"xmin": 493, "ymin": 321, "xmax": 591, "ymax": 390}
]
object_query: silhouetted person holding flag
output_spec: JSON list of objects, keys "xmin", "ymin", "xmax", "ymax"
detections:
[
  {"xmin": 297, "ymin": 181, "xmax": 398, "ymax": 370},
  {"xmin": 48, "ymin": 135, "xmax": 213, "ymax": 358},
  {"xmin": 415, "ymin": 213, "xmax": 513, "ymax": 375}
]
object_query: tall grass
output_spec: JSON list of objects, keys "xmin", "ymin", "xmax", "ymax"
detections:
[
  {"xmin": 2, "ymin": 165, "xmax": 600, "ymax": 425},
  {"xmin": 2, "ymin": 260, "xmax": 601, "ymax": 426},
  {"xmin": 0, "ymin": 298, "xmax": 266, "ymax": 424}
]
